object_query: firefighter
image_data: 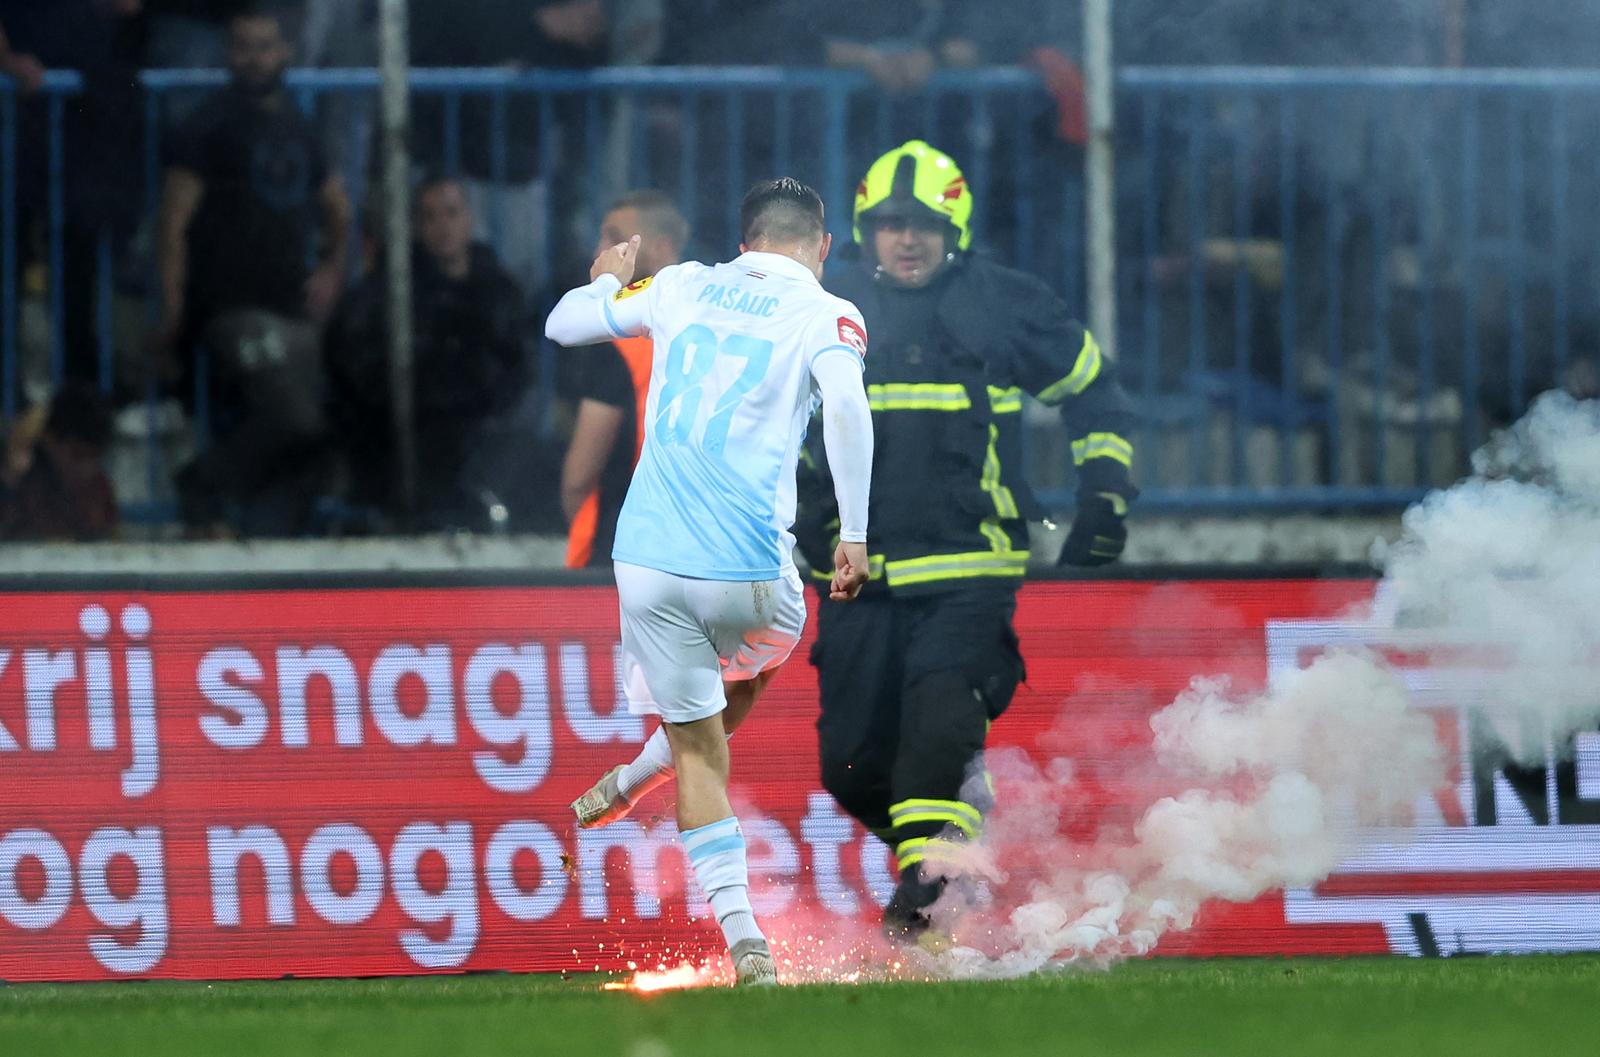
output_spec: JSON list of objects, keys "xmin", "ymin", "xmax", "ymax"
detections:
[{"xmin": 795, "ymin": 139, "xmax": 1137, "ymax": 941}]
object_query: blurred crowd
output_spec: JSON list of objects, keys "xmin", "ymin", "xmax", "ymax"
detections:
[{"xmin": 2, "ymin": 0, "xmax": 1600, "ymax": 541}]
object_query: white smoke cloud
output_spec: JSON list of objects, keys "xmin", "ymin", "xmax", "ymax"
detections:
[
  {"xmin": 1383, "ymin": 393, "xmax": 1600, "ymax": 760},
  {"xmin": 933, "ymin": 651, "xmax": 1440, "ymax": 977},
  {"xmin": 926, "ymin": 393, "xmax": 1600, "ymax": 978}
]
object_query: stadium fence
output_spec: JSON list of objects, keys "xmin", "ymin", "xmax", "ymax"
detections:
[{"xmin": 2, "ymin": 66, "xmax": 1592, "ymax": 522}]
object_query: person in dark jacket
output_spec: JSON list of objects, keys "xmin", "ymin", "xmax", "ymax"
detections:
[
  {"xmin": 794, "ymin": 140, "xmax": 1138, "ymax": 943},
  {"xmin": 1, "ymin": 0, "xmax": 147, "ymax": 387},
  {"xmin": 325, "ymin": 175, "xmax": 528, "ymax": 529},
  {"xmin": 158, "ymin": 6, "xmax": 348, "ymax": 536}
]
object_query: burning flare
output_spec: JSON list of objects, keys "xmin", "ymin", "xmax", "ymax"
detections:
[{"xmin": 602, "ymin": 961, "xmax": 725, "ymax": 993}]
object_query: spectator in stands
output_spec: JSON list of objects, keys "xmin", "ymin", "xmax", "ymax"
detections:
[
  {"xmin": 647, "ymin": 4, "xmax": 819, "ymax": 250},
  {"xmin": 819, "ymin": 2, "xmax": 977, "ymax": 94},
  {"xmin": 0, "ymin": 383, "xmax": 118, "ymax": 542},
  {"xmin": 411, "ymin": 0, "xmax": 626, "ymax": 295},
  {"xmin": 143, "ymin": 1, "xmax": 304, "ymax": 68},
  {"xmin": 145, "ymin": 3, "xmax": 309, "ymax": 130},
  {"xmin": 938, "ymin": 0, "xmax": 1091, "ymax": 288},
  {"xmin": 658, "ymin": 1, "xmax": 812, "ymax": 64},
  {"xmin": 324, "ymin": 175, "xmax": 529, "ymax": 531},
  {"xmin": 560, "ymin": 190, "xmax": 686, "ymax": 567},
  {"xmin": 154, "ymin": 4, "xmax": 348, "ymax": 536},
  {"xmin": 815, "ymin": 3, "xmax": 984, "ymax": 227},
  {"xmin": 1, "ymin": 0, "xmax": 145, "ymax": 389},
  {"xmin": 660, "ymin": 4, "xmax": 979, "ymax": 247}
]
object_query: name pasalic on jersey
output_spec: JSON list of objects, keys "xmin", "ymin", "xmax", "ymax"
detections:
[{"xmin": 694, "ymin": 282, "xmax": 780, "ymax": 317}]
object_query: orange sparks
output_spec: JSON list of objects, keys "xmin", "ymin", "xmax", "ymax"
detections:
[{"xmin": 602, "ymin": 961, "xmax": 725, "ymax": 993}]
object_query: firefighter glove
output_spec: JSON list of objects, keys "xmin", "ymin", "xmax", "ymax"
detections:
[
  {"xmin": 1058, "ymin": 491, "xmax": 1129, "ymax": 566},
  {"xmin": 1058, "ymin": 458, "xmax": 1136, "ymax": 566}
]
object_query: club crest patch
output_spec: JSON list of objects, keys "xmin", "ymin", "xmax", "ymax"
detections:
[
  {"xmin": 837, "ymin": 316, "xmax": 868, "ymax": 356},
  {"xmin": 613, "ymin": 276, "xmax": 654, "ymax": 301}
]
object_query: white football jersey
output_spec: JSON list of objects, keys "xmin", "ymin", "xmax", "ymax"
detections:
[{"xmin": 594, "ymin": 251, "xmax": 867, "ymax": 580}]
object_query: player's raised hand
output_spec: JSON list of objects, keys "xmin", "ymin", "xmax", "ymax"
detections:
[
  {"xmin": 830, "ymin": 541, "xmax": 870, "ymax": 601},
  {"xmin": 591, "ymin": 234, "xmax": 640, "ymax": 285}
]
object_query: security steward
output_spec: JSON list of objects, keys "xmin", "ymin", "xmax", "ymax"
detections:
[{"xmin": 796, "ymin": 140, "xmax": 1137, "ymax": 941}]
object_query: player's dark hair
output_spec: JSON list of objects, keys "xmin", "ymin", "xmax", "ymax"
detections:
[
  {"xmin": 609, "ymin": 189, "xmax": 691, "ymax": 251},
  {"xmin": 740, "ymin": 178, "xmax": 825, "ymax": 246}
]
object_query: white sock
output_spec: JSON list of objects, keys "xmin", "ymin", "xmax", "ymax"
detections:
[
  {"xmin": 619, "ymin": 724, "xmax": 743, "ymax": 804},
  {"xmin": 682, "ymin": 816, "xmax": 765, "ymax": 949},
  {"xmin": 618, "ymin": 727, "xmax": 675, "ymax": 802}
]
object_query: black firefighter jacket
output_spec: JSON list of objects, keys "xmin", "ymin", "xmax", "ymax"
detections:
[{"xmin": 795, "ymin": 250, "xmax": 1135, "ymax": 595}]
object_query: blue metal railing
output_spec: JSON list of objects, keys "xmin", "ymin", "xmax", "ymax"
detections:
[
  {"xmin": 0, "ymin": 66, "xmax": 1068, "ymax": 528},
  {"xmin": 0, "ymin": 64, "xmax": 1588, "ymax": 525},
  {"xmin": 1120, "ymin": 66, "xmax": 1600, "ymax": 509}
]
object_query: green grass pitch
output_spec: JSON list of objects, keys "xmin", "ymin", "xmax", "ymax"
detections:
[{"xmin": 3, "ymin": 956, "xmax": 1596, "ymax": 1057}]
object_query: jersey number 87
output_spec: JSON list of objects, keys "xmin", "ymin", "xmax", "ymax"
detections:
[{"xmin": 656, "ymin": 325, "xmax": 774, "ymax": 456}]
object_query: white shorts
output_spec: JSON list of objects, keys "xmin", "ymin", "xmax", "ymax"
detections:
[{"xmin": 614, "ymin": 562, "xmax": 806, "ymax": 724}]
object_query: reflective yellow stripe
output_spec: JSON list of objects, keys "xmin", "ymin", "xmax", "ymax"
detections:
[
  {"xmin": 885, "ymin": 550, "xmax": 1029, "ymax": 587},
  {"xmin": 894, "ymin": 836, "xmax": 968, "ymax": 871},
  {"xmin": 1071, "ymin": 431, "xmax": 1134, "ymax": 468},
  {"xmin": 869, "ymin": 384, "xmax": 1018, "ymax": 412},
  {"xmin": 1100, "ymin": 491, "xmax": 1130, "ymax": 517},
  {"xmin": 893, "ymin": 809, "xmax": 980, "ymax": 834},
  {"xmin": 986, "ymin": 385, "xmax": 1022, "ymax": 414},
  {"xmin": 1037, "ymin": 331, "xmax": 1103, "ymax": 404},
  {"xmin": 891, "ymin": 562, "xmax": 1027, "ymax": 586},
  {"xmin": 890, "ymin": 799, "xmax": 982, "ymax": 839},
  {"xmin": 867, "ymin": 383, "xmax": 971, "ymax": 412},
  {"xmin": 980, "ymin": 424, "xmax": 1019, "ymax": 520},
  {"xmin": 979, "ymin": 518, "xmax": 1011, "ymax": 553},
  {"xmin": 892, "ymin": 813, "xmax": 979, "ymax": 838},
  {"xmin": 894, "ymin": 836, "xmax": 932, "ymax": 871},
  {"xmin": 891, "ymin": 799, "xmax": 982, "ymax": 829}
]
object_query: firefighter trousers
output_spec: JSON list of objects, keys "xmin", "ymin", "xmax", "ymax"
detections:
[{"xmin": 811, "ymin": 585, "xmax": 1025, "ymax": 869}]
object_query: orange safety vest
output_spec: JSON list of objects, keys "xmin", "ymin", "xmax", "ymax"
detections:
[{"xmin": 565, "ymin": 336, "xmax": 654, "ymax": 567}]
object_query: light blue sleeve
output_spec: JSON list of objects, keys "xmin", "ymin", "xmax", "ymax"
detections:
[
  {"xmin": 544, "ymin": 274, "xmax": 627, "ymax": 346},
  {"xmin": 545, "ymin": 266, "xmax": 675, "ymax": 346},
  {"xmin": 601, "ymin": 267, "xmax": 669, "ymax": 338}
]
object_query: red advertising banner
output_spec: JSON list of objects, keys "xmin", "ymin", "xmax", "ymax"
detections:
[{"xmin": 0, "ymin": 577, "xmax": 1594, "ymax": 982}]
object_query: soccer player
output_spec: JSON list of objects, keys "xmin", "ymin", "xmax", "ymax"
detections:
[
  {"xmin": 544, "ymin": 178, "xmax": 874, "ymax": 986},
  {"xmin": 573, "ymin": 143, "xmax": 1137, "ymax": 950}
]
